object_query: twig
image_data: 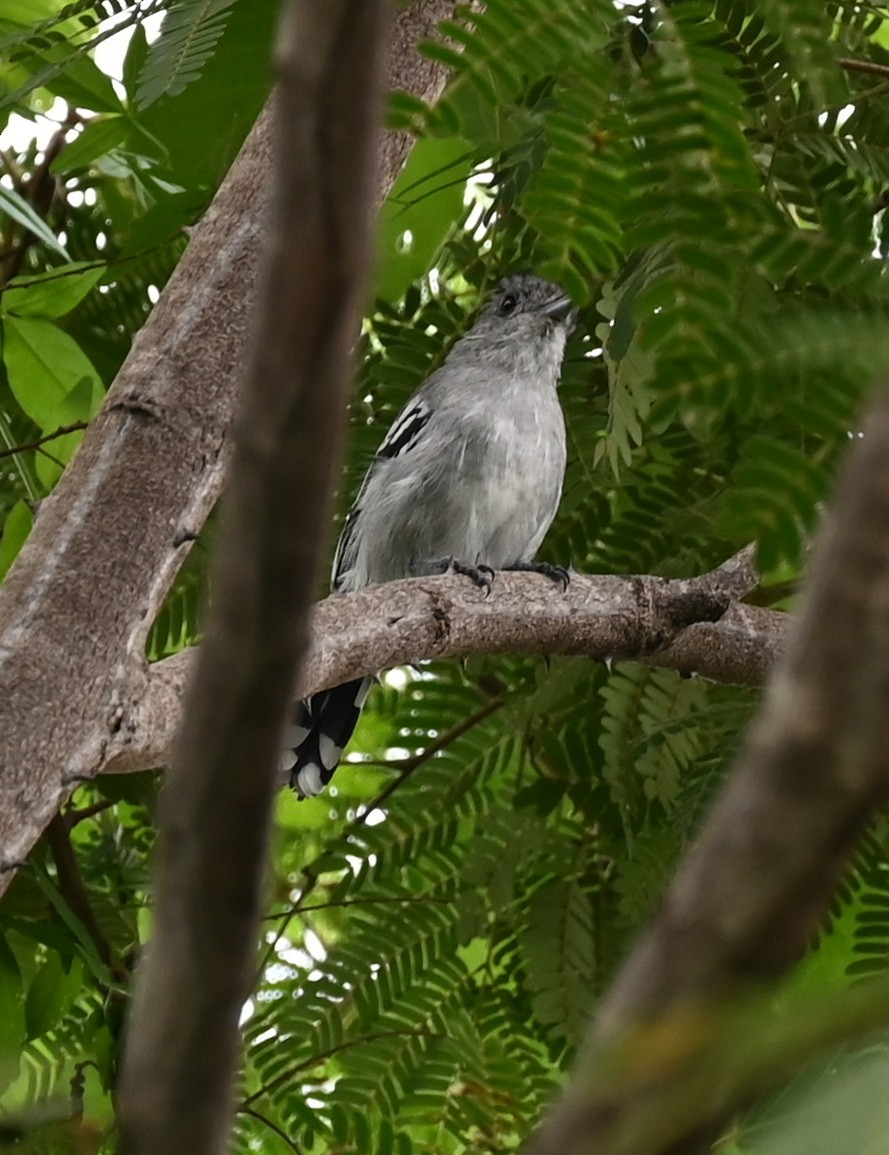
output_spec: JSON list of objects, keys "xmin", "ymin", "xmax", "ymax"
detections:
[
  {"xmin": 63, "ymin": 800, "xmax": 114, "ymax": 829},
  {"xmin": 369, "ymin": 689, "xmax": 506, "ymax": 772},
  {"xmin": 1, "ymin": 112, "xmax": 76, "ymax": 285},
  {"xmin": 839, "ymin": 56, "xmax": 889, "ymax": 80},
  {"xmin": 750, "ymin": 78, "xmax": 889, "ymax": 144},
  {"xmin": 238, "ymin": 1107, "xmax": 303, "ymax": 1153},
  {"xmin": 242, "ymin": 1029, "xmax": 443, "ymax": 1107},
  {"xmin": 0, "ymin": 422, "xmax": 90, "ymax": 463},
  {"xmin": 263, "ymin": 894, "xmax": 451, "ymax": 919},
  {"xmin": 34, "ymin": 444, "xmax": 67, "ymax": 471}
]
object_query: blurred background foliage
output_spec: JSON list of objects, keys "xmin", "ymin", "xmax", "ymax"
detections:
[{"xmin": 2, "ymin": 0, "xmax": 889, "ymax": 1151}]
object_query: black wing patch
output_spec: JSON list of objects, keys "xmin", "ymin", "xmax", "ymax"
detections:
[{"xmin": 376, "ymin": 401, "xmax": 432, "ymax": 460}]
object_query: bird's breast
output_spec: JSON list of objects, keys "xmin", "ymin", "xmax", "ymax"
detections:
[{"xmin": 461, "ymin": 390, "xmax": 566, "ymax": 567}]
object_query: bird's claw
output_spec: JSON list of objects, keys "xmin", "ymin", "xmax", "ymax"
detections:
[
  {"xmin": 450, "ymin": 559, "xmax": 495, "ymax": 594},
  {"xmin": 504, "ymin": 561, "xmax": 570, "ymax": 591},
  {"xmin": 412, "ymin": 556, "xmax": 495, "ymax": 594}
]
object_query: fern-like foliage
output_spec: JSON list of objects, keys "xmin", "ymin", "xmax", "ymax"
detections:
[
  {"xmin": 226, "ymin": 3, "xmax": 889, "ymax": 1148},
  {"xmin": 7, "ymin": 0, "xmax": 889, "ymax": 1151},
  {"xmin": 135, "ymin": 0, "xmax": 240, "ymax": 108},
  {"xmin": 0, "ymin": 0, "xmax": 133, "ymax": 56},
  {"xmin": 0, "ymin": 0, "xmax": 159, "ymax": 114},
  {"xmin": 234, "ymin": 648, "xmax": 755, "ymax": 1151}
]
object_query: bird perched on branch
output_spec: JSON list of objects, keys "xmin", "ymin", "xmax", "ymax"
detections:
[{"xmin": 285, "ymin": 273, "xmax": 577, "ymax": 798}]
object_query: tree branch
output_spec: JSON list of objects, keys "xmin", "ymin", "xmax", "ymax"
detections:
[
  {"xmin": 115, "ymin": 3, "xmax": 387, "ymax": 1152},
  {"xmin": 524, "ymin": 393, "xmax": 889, "ymax": 1155},
  {"xmin": 0, "ymin": 110, "xmax": 76, "ymax": 285},
  {"xmin": 238, "ymin": 1107, "xmax": 303, "ymax": 1154},
  {"xmin": 0, "ymin": 0, "xmax": 465, "ymax": 898},
  {"xmin": 99, "ymin": 552, "xmax": 788, "ymax": 777},
  {"xmin": 45, "ymin": 815, "xmax": 120, "ymax": 980},
  {"xmin": 0, "ymin": 421, "xmax": 89, "ymax": 462},
  {"xmin": 839, "ymin": 56, "xmax": 889, "ymax": 81}
]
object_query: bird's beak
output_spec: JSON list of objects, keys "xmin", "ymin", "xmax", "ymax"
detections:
[{"xmin": 540, "ymin": 294, "xmax": 577, "ymax": 333}]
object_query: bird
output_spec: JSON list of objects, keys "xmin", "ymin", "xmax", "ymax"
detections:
[{"xmin": 284, "ymin": 272, "xmax": 577, "ymax": 798}]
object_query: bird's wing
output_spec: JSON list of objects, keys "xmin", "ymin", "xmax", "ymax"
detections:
[
  {"xmin": 375, "ymin": 397, "xmax": 433, "ymax": 459},
  {"xmin": 331, "ymin": 395, "xmax": 434, "ymax": 590}
]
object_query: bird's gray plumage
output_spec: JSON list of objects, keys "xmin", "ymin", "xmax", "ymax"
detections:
[{"xmin": 287, "ymin": 273, "xmax": 575, "ymax": 798}]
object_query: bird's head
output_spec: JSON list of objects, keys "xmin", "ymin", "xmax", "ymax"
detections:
[{"xmin": 479, "ymin": 273, "xmax": 577, "ymax": 338}]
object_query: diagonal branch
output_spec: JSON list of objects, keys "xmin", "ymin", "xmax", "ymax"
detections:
[
  {"xmin": 45, "ymin": 814, "xmax": 120, "ymax": 979},
  {"xmin": 524, "ymin": 393, "xmax": 889, "ymax": 1155},
  {"xmin": 0, "ymin": 0, "xmax": 467, "ymax": 898}
]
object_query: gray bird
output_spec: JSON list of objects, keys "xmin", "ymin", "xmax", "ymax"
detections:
[{"xmin": 285, "ymin": 273, "xmax": 576, "ymax": 797}]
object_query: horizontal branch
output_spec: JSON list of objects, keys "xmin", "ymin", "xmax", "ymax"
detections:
[
  {"xmin": 102, "ymin": 553, "xmax": 790, "ymax": 777},
  {"xmin": 839, "ymin": 56, "xmax": 889, "ymax": 80}
]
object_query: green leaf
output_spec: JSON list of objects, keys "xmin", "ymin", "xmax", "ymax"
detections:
[
  {"xmin": 0, "ymin": 500, "xmax": 33, "ymax": 582},
  {"xmin": 2, "ymin": 38, "xmax": 124, "ymax": 117},
  {"xmin": 377, "ymin": 138, "xmax": 474, "ymax": 303},
  {"xmin": 135, "ymin": 0, "xmax": 240, "ymax": 110},
  {"xmin": 749, "ymin": 1047, "xmax": 889, "ymax": 1155},
  {"xmin": 0, "ymin": 182, "xmax": 69, "ymax": 258},
  {"xmin": 0, "ymin": 933, "xmax": 25, "ymax": 1093},
  {"xmin": 3, "ymin": 3, "xmax": 889, "ymax": 1146},
  {"xmin": 49, "ymin": 115, "xmax": 130, "ymax": 175},
  {"xmin": 2, "ymin": 315, "xmax": 102, "ymax": 431},
  {"xmin": 0, "ymin": 0, "xmax": 57, "ymax": 18},
  {"xmin": 24, "ymin": 954, "xmax": 83, "ymax": 1040},
  {"xmin": 38, "ymin": 51, "xmax": 123, "ymax": 114},
  {"xmin": 29, "ymin": 864, "xmax": 122, "ymax": 991},
  {"xmin": 134, "ymin": 0, "xmax": 277, "ymax": 190},
  {"xmin": 2, "ymin": 262, "xmax": 106, "ymax": 318},
  {"xmin": 123, "ymin": 22, "xmax": 150, "ymax": 101},
  {"xmin": 33, "ymin": 376, "xmax": 101, "ymax": 489},
  {"xmin": 520, "ymin": 879, "xmax": 595, "ymax": 1047}
]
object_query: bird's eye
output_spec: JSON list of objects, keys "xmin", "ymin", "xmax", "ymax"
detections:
[{"xmin": 499, "ymin": 293, "xmax": 518, "ymax": 316}]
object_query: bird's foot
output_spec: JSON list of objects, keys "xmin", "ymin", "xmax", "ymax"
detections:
[
  {"xmin": 451, "ymin": 558, "xmax": 495, "ymax": 593},
  {"xmin": 413, "ymin": 556, "xmax": 495, "ymax": 594},
  {"xmin": 504, "ymin": 560, "xmax": 570, "ymax": 591}
]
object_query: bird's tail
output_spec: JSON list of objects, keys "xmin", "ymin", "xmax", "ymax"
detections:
[{"xmin": 284, "ymin": 676, "xmax": 373, "ymax": 798}]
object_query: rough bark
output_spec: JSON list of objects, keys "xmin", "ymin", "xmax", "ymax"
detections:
[
  {"xmin": 524, "ymin": 394, "xmax": 889, "ymax": 1155},
  {"xmin": 116, "ymin": 2, "xmax": 387, "ymax": 1152},
  {"xmin": 101, "ymin": 556, "xmax": 787, "ymax": 777},
  {"xmin": 0, "ymin": 0, "xmax": 462, "ymax": 895}
]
